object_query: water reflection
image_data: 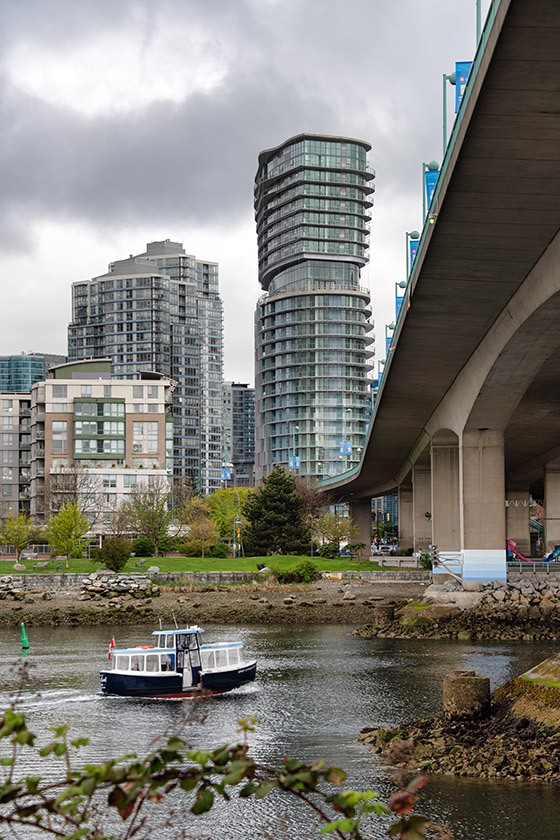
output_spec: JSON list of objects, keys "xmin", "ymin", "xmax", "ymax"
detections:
[{"xmin": 0, "ymin": 624, "xmax": 558, "ymax": 839}]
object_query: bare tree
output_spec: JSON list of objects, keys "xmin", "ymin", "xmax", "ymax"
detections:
[
  {"xmin": 44, "ymin": 464, "xmax": 102, "ymax": 523},
  {"xmin": 121, "ymin": 476, "xmax": 173, "ymax": 557}
]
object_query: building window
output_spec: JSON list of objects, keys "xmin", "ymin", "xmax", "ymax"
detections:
[
  {"xmin": 133, "ymin": 385, "xmax": 144, "ymax": 398},
  {"xmin": 2, "ymin": 400, "xmax": 13, "ymax": 412},
  {"xmin": 2, "ymin": 467, "xmax": 13, "ymax": 480},
  {"xmin": 52, "ymin": 385, "xmax": 67, "ymax": 398},
  {"xmin": 52, "ymin": 403, "xmax": 68, "ymax": 413},
  {"xmin": 2, "ymin": 417, "xmax": 13, "ymax": 429},
  {"xmin": 2, "ymin": 434, "xmax": 13, "ymax": 446},
  {"xmin": 147, "ymin": 385, "xmax": 158, "ymax": 399},
  {"xmin": 2, "ymin": 451, "xmax": 14, "ymax": 464},
  {"xmin": 104, "ymin": 385, "xmax": 112, "ymax": 397},
  {"xmin": 81, "ymin": 385, "xmax": 92, "ymax": 397},
  {"xmin": 52, "ymin": 421, "xmax": 67, "ymax": 454},
  {"xmin": 103, "ymin": 474, "xmax": 117, "ymax": 488},
  {"xmin": 2, "ymin": 485, "xmax": 13, "ymax": 497}
]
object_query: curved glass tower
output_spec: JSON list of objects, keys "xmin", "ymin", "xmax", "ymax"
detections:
[{"xmin": 254, "ymin": 134, "xmax": 375, "ymax": 482}]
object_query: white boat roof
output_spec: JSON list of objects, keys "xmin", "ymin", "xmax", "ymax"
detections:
[{"xmin": 151, "ymin": 627, "xmax": 205, "ymax": 637}]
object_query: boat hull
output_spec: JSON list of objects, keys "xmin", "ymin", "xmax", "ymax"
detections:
[{"xmin": 100, "ymin": 662, "xmax": 257, "ymax": 699}]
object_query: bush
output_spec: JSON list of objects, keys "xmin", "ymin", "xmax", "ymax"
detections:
[
  {"xmin": 132, "ymin": 537, "xmax": 154, "ymax": 557},
  {"xmin": 395, "ymin": 548, "xmax": 413, "ymax": 556},
  {"xmin": 318, "ymin": 541, "xmax": 339, "ymax": 559},
  {"xmin": 208, "ymin": 542, "xmax": 229, "ymax": 558},
  {"xmin": 419, "ymin": 552, "xmax": 432, "ymax": 569},
  {"xmin": 95, "ymin": 538, "xmax": 132, "ymax": 572},
  {"xmin": 157, "ymin": 535, "xmax": 178, "ymax": 556},
  {"xmin": 272, "ymin": 559, "xmax": 321, "ymax": 584}
]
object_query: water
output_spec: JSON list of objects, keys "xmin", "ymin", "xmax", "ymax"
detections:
[{"xmin": 0, "ymin": 624, "xmax": 558, "ymax": 839}]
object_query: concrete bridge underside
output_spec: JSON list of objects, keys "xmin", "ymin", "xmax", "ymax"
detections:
[{"xmin": 323, "ymin": 0, "xmax": 560, "ymax": 580}]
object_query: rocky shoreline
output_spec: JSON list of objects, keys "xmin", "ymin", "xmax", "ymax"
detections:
[
  {"xmin": 0, "ymin": 577, "xmax": 428, "ymax": 627},
  {"xmin": 359, "ymin": 661, "xmax": 560, "ymax": 784},
  {"xmin": 353, "ymin": 579, "xmax": 560, "ymax": 641}
]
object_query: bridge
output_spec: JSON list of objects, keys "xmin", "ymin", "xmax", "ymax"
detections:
[{"xmin": 321, "ymin": 0, "xmax": 560, "ymax": 582}]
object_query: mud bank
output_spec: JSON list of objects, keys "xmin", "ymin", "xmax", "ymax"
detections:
[{"xmin": 0, "ymin": 579, "xmax": 429, "ymax": 627}]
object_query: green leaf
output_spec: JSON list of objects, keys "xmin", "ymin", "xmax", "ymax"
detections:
[
  {"xmin": 188, "ymin": 750, "xmax": 211, "ymax": 766},
  {"xmin": 51, "ymin": 725, "xmax": 68, "ymax": 739},
  {"xmin": 400, "ymin": 816, "xmax": 431, "ymax": 840},
  {"xmin": 320, "ymin": 817, "xmax": 355, "ymax": 834},
  {"xmin": 284, "ymin": 758, "xmax": 307, "ymax": 772},
  {"xmin": 54, "ymin": 743, "xmax": 68, "ymax": 757},
  {"xmin": 25, "ymin": 776, "xmax": 41, "ymax": 793},
  {"xmin": 222, "ymin": 761, "xmax": 250, "ymax": 786},
  {"xmin": 191, "ymin": 787, "xmax": 214, "ymax": 815},
  {"xmin": 254, "ymin": 781, "xmax": 275, "ymax": 799},
  {"xmin": 0, "ymin": 758, "xmax": 13, "ymax": 767},
  {"xmin": 78, "ymin": 777, "xmax": 97, "ymax": 796},
  {"xmin": 70, "ymin": 738, "xmax": 89, "ymax": 749}
]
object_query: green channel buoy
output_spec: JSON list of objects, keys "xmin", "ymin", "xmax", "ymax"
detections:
[{"xmin": 21, "ymin": 622, "xmax": 29, "ymax": 650}]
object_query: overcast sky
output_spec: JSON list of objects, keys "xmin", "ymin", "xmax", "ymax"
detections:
[{"xmin": 0, "ymin": 0, "xmax": 489, "ymax": 384}]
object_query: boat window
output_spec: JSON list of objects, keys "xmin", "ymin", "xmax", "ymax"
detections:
[
  {"xmin": 176, "ymin": 634, "xmax": 187, "ymax": 648},
  {"xmin": 215, "ymin": 649, "xmax": 228, "ymax": 668},
  {"xmin": 166, "ymin": 634, "xmax": 174, "ymax": 648},
  {"xmin": 188, "ymin": 635, "xmax": 199, "ymax": 650},
  {"xmin": 201, "ymin": 651, "xmax": 215, "ymax": 670},
  {"xmin": 108, "ymin": 656, "xmax": 115, "ymax": 670},
  {"xmin": 131, "ymin": 655, "xmax": 144, "ymax": 671},
  {"xmin": 228, "ymin": 648, "xmax": 239, "ymax": 666},
  {"xmin": 146, "ymin": 655, "xmax": 159, "ymax": 672},
  {"xmin": 160, "ymin": 654, "xmax": 175, "ymax": 672},
  {"xmin": 159, "ymin": 635, "xmax": 166, "ymax": 647},
  {"xmin": 116, "ymin": 655, "xmax": 129, "ymax": 671}
]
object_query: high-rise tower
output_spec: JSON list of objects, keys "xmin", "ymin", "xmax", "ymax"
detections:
[
  {"xmin": 253, "ymin": 134, "xmax": 375, "ymax": 482},
  {"xmin": 68, "ymin": 240, "xmax": 223, "ymax": 495}
]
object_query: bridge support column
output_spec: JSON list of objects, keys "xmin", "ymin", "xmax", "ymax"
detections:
[
  {"xmin": 506, "ymin": 488, "xmax": 531, "ymax": 558},
  {"xmin": 397, "ymin": 484, "xmax": 413, "ymax": 551},
  {"xmin": 431, "ymin": 430, "xmax": 461, "ymax": 576},
  {"xmin": 412, "ymin": 464, "xmax": 432, "ymax": 555},
  {"xmin": 544, "ymin": 460, "xmax": 560, "ymax": 554},
  {"xmin": 462, "ymin": 430, "xmax": 506, "ymax": 581},
  {"xmin": 349, "ymin": 499, "xmax": 372, "ymax": 559}
]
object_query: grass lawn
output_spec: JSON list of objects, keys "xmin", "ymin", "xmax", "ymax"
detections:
[{"xmin": 2, "ymin": 554, "xmax": 393, "ymax": 575}]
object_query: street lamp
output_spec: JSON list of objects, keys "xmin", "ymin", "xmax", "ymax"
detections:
[
  {"xmin": 422, "ymin": 160, "xmax": 440, "ymax": 221},
  {"xmin": 442, "ymin": 71, "xmax": 456, "ymax": 156},
  {"xmin": 385, "ymin": 322, "xmax": 396, "ymax": 357},
  {"xmin": 231, "ymin": 485, "xmax": 242, "ymax": 558},
  {"xmin": 395, "ymin": 280, "xmax": 408, "ymax": 321}
]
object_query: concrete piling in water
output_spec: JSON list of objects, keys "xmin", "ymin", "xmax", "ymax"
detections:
[{"xmin": 443, "ymin": 669, "xmax": 491, "ymax": 720}]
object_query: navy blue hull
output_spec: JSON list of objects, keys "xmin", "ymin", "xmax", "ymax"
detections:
[
  {"xmin": 100, "ymin": 662, "xmax": 257, "ymax": 698},
  {"xmin": 201, "ymin": 662, "xmax": 257, "ymax": 691}
]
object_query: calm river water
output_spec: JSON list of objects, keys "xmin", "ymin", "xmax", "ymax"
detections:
[{"xmin": 0, "ymin": 623, "xmax": 558, "ymax": 839}]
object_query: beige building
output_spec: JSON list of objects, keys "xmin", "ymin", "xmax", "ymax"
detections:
[{"xmin": 29, "ymin": 359, "xmax": 174, "ymax": 531}]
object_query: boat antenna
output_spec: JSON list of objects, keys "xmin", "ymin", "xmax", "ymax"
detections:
[
  {"xmin": 172, "ymin": 610, "xmax": 178, "ymax": 629},
  {"xmin": 158, "ymin": 617, "xmax": 162, "ymax": 630}
]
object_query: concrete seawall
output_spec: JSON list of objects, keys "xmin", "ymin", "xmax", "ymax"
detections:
[{"xmin": 7, "ymin": 569, "xmax": 432, "ymax": 590}]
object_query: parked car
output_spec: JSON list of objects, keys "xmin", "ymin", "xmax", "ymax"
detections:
[{"xmin": 372, "ymin": 543, "xmax": 396, "ymax": 556}]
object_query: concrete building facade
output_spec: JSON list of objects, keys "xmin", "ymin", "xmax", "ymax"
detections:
[
  {"xmin": 29, "ymin": 360, "xmax": 173, "ymax": 530},
  {"xmin": 222, "ymin": 382, "xmax": 255, "ymax": 487},
  {"xmin": 253, "ymin": 134, "xmax": 375, "ymax": 482},
  {"xmin": 67, "ymin": 240, "xmax": 223, "ymax": 495}
]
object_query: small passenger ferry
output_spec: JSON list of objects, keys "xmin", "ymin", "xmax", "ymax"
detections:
[{"xmin": 100, "ymin": 625, "xmax": 257, "ymax": 698}]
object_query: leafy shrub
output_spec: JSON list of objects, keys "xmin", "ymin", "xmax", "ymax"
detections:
[
  {"xmin": 395, "ymin": 548, "xmax": 413, "ymax": 556},
  {"xmin": 132, "ymin": 537, "xmax": 154, "ymax": 557},
  {"xmin": 208, "ymin": 542, "xmax": 229, "ymax": 558},
  {"xmin": 273, "ymin": 559, "xmax": 321, "ymax": 584},
  {"xmin": 318, "ymin": 541, "xmax": 339, "ymax": 559},
  {"xmin": 95, "ymin": 538, "xmax": 132, "ymax": 572},
  {"xmin": 158, "ymin": 535, "xmax": 178, "ymax": 556},
  {"xmin": 419, "ymin": 552, "xmax": 432, "ymax": 569}
]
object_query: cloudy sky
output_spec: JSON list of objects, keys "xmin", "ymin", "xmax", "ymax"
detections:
[{"xmin": 0, "ymin": 0, "xmax": 488, "ymax": 383}]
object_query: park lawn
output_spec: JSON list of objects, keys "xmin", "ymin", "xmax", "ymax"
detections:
[{"xmin": 4, "ymin": 554, "xmax": 391, "ymax": 575}]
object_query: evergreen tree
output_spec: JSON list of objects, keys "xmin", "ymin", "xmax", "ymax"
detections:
[{"xmin": 243, "ymin": 466, "xmax": 309, "ymax": 556}]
